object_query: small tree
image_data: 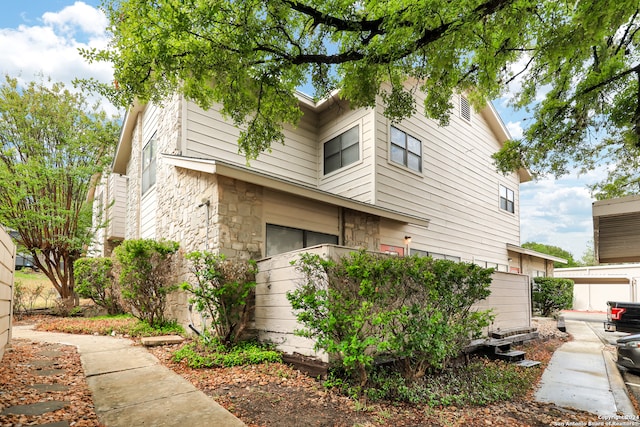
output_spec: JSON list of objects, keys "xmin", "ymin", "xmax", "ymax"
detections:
[
  {"xmin": 113, "ymin": 239, "xmax": 180, "ymax": 326},
  {"xmin": 0, "ymin": 75, "xmax": 120, "ymax": 307},
  {"xmin": 74, "ymin": 257, "xmax": 123, "ymax": 315},
  {"xmin": 181, "ymin": 251, "xmax": 257, "ymax": 347},
  {"xmin": 532, "ymin": 277, "xmax": 574, "ymax": 317}
]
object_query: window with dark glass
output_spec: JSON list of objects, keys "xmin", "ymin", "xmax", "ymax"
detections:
[
  {"xmin": 323, "ymin": 126, "xmax": 359, "ymax": 175},
  {"xmin": 142, "ymin": 134, "xmax": 157, "ymax": 194},
  {"xmin": 499, "ymin": 185, "xmax": 515, "ymax": 213},
  {"xmin": 390, "ymin": 126, "xmax": 422, "ymax": 172},
  {"xmin": 266, "ymin": 224, "xmax": 339, "ymax": 256}
]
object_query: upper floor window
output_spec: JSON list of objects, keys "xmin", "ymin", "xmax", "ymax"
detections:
[
  {"xmin": 324, "ymin": 126, "xmax": 359, "ymax": 175},
  {"xmin": 499, "ymin": 184, "xmax": 514, "ymax": 213},
  {"xmin": 390, "ymin": 126, "xmax": 422, "ymax": 172},
  {"xmin": 142, "ymin": 134, "xmax": 157, "ymax": 194},
  {"xmin": 460, "ymin": 95, "xmax": 471, "ymax": 122}
]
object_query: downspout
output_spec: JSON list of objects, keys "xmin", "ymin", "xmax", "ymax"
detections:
[{"xmin": 198, "ymin": 199, "xmax": 210, "ymax": 250}]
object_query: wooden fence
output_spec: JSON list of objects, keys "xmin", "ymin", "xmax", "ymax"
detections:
[{"xmin": 0, "ymin": 227, "xmax": 16, "ymax": 359}]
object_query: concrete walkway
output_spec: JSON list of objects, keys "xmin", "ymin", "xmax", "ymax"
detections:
[
  {"xmin": 535, "ymin": 312, "xmax": 638, "ymax": 421},
  {"xmin": 12, "ymin": 325, "xmax": 245, "ymax": 427}
]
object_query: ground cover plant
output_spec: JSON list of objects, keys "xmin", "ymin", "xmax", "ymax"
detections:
[
  {"xmin": 172, "ymin": 338, "xmax": 281, "ymax": 368},
  {"xmin": 35, "ymin": 313, "xmax": 184, "ymax": 337}
]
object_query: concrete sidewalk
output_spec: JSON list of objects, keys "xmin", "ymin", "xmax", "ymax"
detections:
[
  {"xmin": 12, "ymin": 325, "xmax": 245, "ymax": 427},
  {"xmin": 535, "ymin": 312, "xmax": 637, "ymax": 421}
]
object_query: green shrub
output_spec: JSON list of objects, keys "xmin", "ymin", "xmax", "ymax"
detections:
[
  {"xmin": 181, "ymin": 251, "xmax": 257, "ymax": 347},
  {"xmin": 74, "ymin": 257, "xmax": 123, "ymax": 315},
  {"xmin": 532, "ymin": 277, "xmax": 574, "ymax": 316},
  {"xmin": 113, "ymin": 239, "xmax": 180, "ymax": 326},
  {"xmin": 287, "ymin": 251, "xmax": 493, "ymax": 387},
  {"xmin": 172, "ymin": 338, "xmax": 281, "ymax": 368}
]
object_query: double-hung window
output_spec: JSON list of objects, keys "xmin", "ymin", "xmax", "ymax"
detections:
[
  {"xmin": 142, "ymin": 134, "xmax": 157, "ymax": 194},
  {"xmin": 390, "ymin": 126, "xmax": 422, "ymax": 172},
  {"xmin": 499, "ymin": 184, "xmax": 515, "ymax": 213},
  {"xmin": 323, "ymin": 126, "xmax": 359, "ymax": 175}
]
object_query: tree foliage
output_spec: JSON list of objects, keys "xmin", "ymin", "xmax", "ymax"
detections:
[
  {"xmin": 0, "ymin": 75, "xmax": 120, "ymax": 304},
  {"xmin": 521, "ymin": 242, "xmax": 580, "ymax": 268},
  {"xmin": 82, "ymin": 1, "xmax": 640, "ymax": 194}
]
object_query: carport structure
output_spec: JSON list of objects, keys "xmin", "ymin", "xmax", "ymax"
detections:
[{"xmin": 555, "ymin": 265, "xmax": 640, "ymax": 311}]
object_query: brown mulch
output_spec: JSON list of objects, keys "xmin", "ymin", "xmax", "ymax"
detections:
[
  {"xmin": 0, "ymin": 339, "xmax": 102, "ymax": 426},
  {"xmin": 1, "ymin": 315, "xmax": 618, "ymax": 427}
]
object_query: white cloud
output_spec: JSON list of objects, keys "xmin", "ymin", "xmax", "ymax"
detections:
[
  {"xmin": 519, "ymin": 169, "xmax": 608, "ymax": 260},
  {"xmin": 0, "ymin": 2, "xmax": 118, "ymax": 116},
  {"xmin": 506, "ymin": 121, "xmax": 524, "ymax": 139},
  {"xmin": 42, "ymin": 1, "xmax": 107, "ymax": 37}
]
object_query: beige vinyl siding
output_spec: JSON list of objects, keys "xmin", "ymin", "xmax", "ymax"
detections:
[
  {"xmin": 473, "ymin": 272, "xmax": 531, "ymax": 331},
  {"xmin": 0, "ymin": 228, "xmax": 15, "ymax": 359},
  {"xmin": 317, "ymin": 102, "xmax": 375, "ymax": 203},
  {"xmin": 184, "ymin": 101, "xmax": 319, "ymax": 186},
  {"xmin": 263, "ymin": 189, "xmax": 340, "ymax": 248},
  {"xmin": 375, "ymin": 88, "xmax": 520, "ymax": 263},
  {"xmin": 106, "ymin": 174, "xmax": 127, "ymax": 241}
]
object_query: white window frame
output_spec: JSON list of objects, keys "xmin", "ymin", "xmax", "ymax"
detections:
[
  {"xmin": 323, "ymin": 125, "xmax": 360, "ymax": 175},
  {"xmin": 389, "ymin": 126, "xmax": 422, "ymax": 173},
  {"xmin": 499, "ymin": 184, "xmax": 515, "ymax": 214}
]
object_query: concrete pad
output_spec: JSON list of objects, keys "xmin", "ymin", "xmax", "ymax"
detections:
[
  {"xmin": 88, "ymin": 365, "xmax": 199, "ymax": 412},
  {"xmin": 98, "ymin": 389, "xmax": 245, "ymax": 427},
  {"xmin": 81, "ymin": 347, "xmax": 159, "ymax": 376},
  {"xmin": 535, "ymin": 317, "xmax": 635, "ymax": 417}
]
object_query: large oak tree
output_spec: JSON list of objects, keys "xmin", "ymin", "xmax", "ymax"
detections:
[
  {"xmin": 0, "ymin": 75, "xmax": 120, "ymax": 305},
  {"xmin": 84, "ymin": 0, "xmax": 640, "ymax": 197}
]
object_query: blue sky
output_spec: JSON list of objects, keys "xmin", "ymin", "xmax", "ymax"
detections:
[{"xmin": 0, "ymin": 1, "xmax": 598, "ymax": 261}]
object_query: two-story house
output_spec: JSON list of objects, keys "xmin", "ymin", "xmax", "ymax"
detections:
[{"xmin": 91, "ymin": 87, "xmax": 559, "ymax": 349}]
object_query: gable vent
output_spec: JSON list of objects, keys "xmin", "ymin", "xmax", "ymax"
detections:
[{"xmin": 460, "ymin": 95, "xmax": 471, "ymax": 122}]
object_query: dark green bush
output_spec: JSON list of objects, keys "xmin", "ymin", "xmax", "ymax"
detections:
[
  {"xmin": 532, "ymin": 277, "xmax": 574, "ymax": 316},
  {"xmin": 181, "ymin": 251, "xmax": 257, "ymax": 347},
  {"xmin": 287, "ymin": 251, "xmax": 494, "ymax": 387},
  {"xmin": 112, "ymin": 239, "xmax": 180, "ymax": 326},
  {"xmin": 74, "ymin": 257, "xmax": 123, "ymax": 315}
]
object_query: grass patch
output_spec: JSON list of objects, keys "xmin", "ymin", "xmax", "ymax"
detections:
[
  {"xmin": 36, "ymin": 314, "xmax": 184, "ymax": 337},
  {"xmin": 172, "ymin": 338, "xmax": 282, "ymax": 368},
  {"xmin": 328, "ymin": 357, "xmax": 539, "ymax": 407}
]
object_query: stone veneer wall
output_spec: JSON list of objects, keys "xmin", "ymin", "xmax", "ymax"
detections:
[
  {"xmin": 215, "ymin": 177, "xmax": 263, "ymax": 260},
  {"xmin": 342, "ymin": 209, "xmax": 380, "ymax": 251}
]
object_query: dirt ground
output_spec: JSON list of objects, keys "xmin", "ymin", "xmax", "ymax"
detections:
[{"xmin": 1, "ymin": 316, "xmax": 612, "ymax": 427}]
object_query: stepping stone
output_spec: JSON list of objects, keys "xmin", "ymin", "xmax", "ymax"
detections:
[
  {"xmin": 37, "ymin": 422, "xmax": 70, "ymax": 427},
  {"xmin": 30, "ymin": 383, "xmax": 70, "ymax": 393},
  {"xmin": 141, "ymin": 335, "xmax": 184, "ymax": 347},
  {"xmin": 30, "ymin": 360, "xmax": 59, "ymax": 367},
  {"xmin": 1, "ymin": 400, "xmax": 69, "ymax": 415},
  {"xmin": 38, "ymin": 350, "xmax": 64, "ymax": 357},
  {"xmin": 35, "ymin": 369, "xmax": 66, "ymax": 376}
]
